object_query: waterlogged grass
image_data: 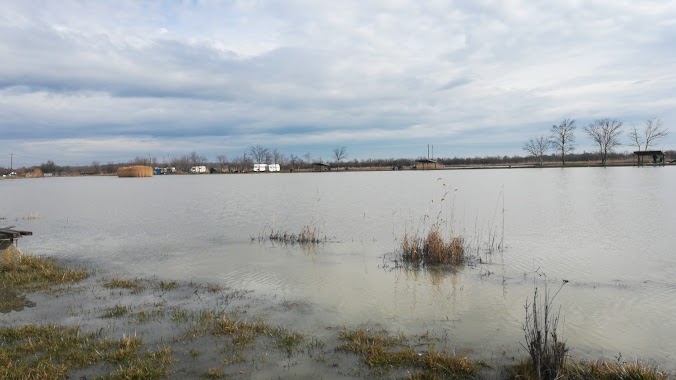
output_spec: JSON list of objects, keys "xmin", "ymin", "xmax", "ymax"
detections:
[
  {"xmin": 508, "ymin": 358, "xmax": 670, "ymax": 380},
  {"xmin": 211, "ymin": 315, "xmax": 305, "ymax": 355},
  {"xmin": 102, "ymin": 277, "xmax": 143, "ymax": 292},
  {"xmin": 260, "ymin": 225, "xmax": 325, "ymax": 245},
  {"xmin": 0, "ymin": 325, "xmax": 173, "ymax": 380},
  {"xmin": 338, "ymin": 325, "xmax": 480, "ymax": 378},
  {"xmin": 101, "ymin": 304, "xmax": 131, "ymax": 319},
  {"xmin": 0, "ymin": 254, "xmax": 88, "ymax": 291}
]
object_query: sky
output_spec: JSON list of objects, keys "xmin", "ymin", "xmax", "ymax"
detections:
[{"xmin": 1, "ymin": 0, "xmax": 675, "ymax": 167}]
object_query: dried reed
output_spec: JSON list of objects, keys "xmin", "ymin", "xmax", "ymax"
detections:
[
  {"xmin": 401, "ymin": 225, "xmax": 465, "ymax": 266},
  {"xmin": 522, "ymin": 280, "xmax": 568, "ymax": 380},
  {"xmin": 117, "ymin": 166, "xmax": 153, "ymax": 178}
]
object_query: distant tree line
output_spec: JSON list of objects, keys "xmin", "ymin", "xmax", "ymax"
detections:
[
  {"xmin": 4, "ymin": 121, "xmax": 673, "ymax": 176},
  {"xmin": 523, "ymin": 117, "xmax": 669, "ymax": 166}
]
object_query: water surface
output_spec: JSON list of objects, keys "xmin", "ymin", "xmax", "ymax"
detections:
[{"xmin": 3, "ymin": 167, "xmax": 675, "ymax": 367}]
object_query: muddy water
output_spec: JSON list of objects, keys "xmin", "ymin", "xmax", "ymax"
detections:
[{"xmin": 3, "ymin": 167, "xmax": 676, "ymax": 368}]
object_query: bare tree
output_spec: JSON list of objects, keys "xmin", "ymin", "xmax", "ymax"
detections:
[
  {"xmin": 216, "ymin": 155, "xmax": 228, "ymax": 172},
  {"xmin": 271, "ymin": 149, "xmax": 286, "ymax": 166},
  {"xmin": 523, "ymin": 136, "xmax": 551, "ymax": 165},
  {"xmin": 332, "ymin": 146, "xmax": 348, "ymax": 163},
  {"xmin": 584, "ymin": 119, "xmax": 623, "ymax": 165},
  {"xmin": 550, "ymin": 119, "xmax": 576, "ymax": 165},
  {"xmin": 188, "ymin": 151, "xmax": 207, "ymax": 166},
  {"xmin": 289, "ymin": 154, "xmax": 300, "ymax": 170},
  {"xmin": 303, "ymin": 152, "xmax": 312, "ymax": 163},
  {"xmin": 631, "ymin": 117, "xmax": 669, "ymax": 152},
  {"xmin": 248, "ymin": 145, "xmax": 270, "ymax": 164}
]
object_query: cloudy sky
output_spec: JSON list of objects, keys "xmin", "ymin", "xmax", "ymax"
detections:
[{"xmin": 1, "ymin": 0, "xmax": 675, "ymax": 167}]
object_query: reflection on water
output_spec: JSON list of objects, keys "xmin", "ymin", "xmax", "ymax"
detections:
[
  {"xmin": 0, "ymin": 287, "xmax": 36, "ymax": 313},
  {"xmin": 2, "ymin": 167, "xmax": 676, "ymax": 368}
]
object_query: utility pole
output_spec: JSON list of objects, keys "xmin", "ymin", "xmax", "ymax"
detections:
[{"xmin": 10, "ymin": 153, "xmax": 13, "ymax": 171}]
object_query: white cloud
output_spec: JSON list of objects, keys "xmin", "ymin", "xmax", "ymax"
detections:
[{"xmin": 1, "ymin": 0, "xmax": 675, "ymax": 165}]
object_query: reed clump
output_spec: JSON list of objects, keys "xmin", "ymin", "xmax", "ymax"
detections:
[
  {"xmin": 401, "ymin": 225, "xmax": 465, "ymax": 266},
  {"xmin": 117, "ymin": 165, "xmax": 153, "ymax": 178}
]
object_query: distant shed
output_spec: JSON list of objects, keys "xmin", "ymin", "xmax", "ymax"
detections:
[
  {"xmin": 312, "ymin": 162, "xmax": 330, "ymax": 172},
  {"xmin": 415, "ymin": 158, "xmax": 438, "ymax": 170},
  {"xmin": 634, "ymin": 150, "xmax": 665, "ymax": 166}
]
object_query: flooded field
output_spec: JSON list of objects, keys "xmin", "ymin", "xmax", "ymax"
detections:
[{"xmin": 2, "ymin": 167, "xmax": 676, "ymax": 371}]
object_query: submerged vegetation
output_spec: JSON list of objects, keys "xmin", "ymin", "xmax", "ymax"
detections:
[
  {"xmin": 116, "ymin": 165, "xmax": 153, "ymax": 178},
  {"xmin": 262, "ymin": 225, "xmax": 325, "ymax": 245},
  {"xmin": 337, "ymin": 325, "xmax": 481, "ymax": 378}
]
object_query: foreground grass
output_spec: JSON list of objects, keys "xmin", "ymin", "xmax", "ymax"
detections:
[
  {"xmin": 0, "ymin": 325, "xmax": 174, "ymax": 380},
  {"xmin": 509, "ymin": 359, "xmax": 670, "ymax": 380},
  {"xmin": 338, "ymin": 325, "xmax": 481, "ymax": 378},
  {"xmin": 0, "ymin": 254, "xmax": 88, "ymax": 291}
]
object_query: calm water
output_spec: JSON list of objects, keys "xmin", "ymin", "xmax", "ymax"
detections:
[{"xmin": 3, "ymin": 167, "xmax": 675, "ymax": 367}]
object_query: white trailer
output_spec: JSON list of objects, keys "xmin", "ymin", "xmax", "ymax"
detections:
[{"xmin": 190, "ymin": 166, "xmax": 207, "ymax": 173}]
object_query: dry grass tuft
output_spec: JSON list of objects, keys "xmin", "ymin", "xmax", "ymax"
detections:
[
  {"xmin": 117, "ymin": 165, "xmax": 153, "ymax": 178},
  {"xmin": 337, "ymin": 325, "xmax": 479, "ymax": 378},
  {"xmin": 565, "ymin": 359, "xmax": 670, "ymax": 380},
  {"xmin": 401, "ymin": 225, "xmax": 465, "ymax": 266},
  {"xmin": 102, "ymin": 277, "xmax": 143, "ymax": 292},
  {"xmin": 509, "ymin": 358, "xmax": 669, "ymax": 380},
  {"xmin": 0, "ymin": 324, "xmax": 172, "ymax": 380},
  {"xmin": 0, "ymin": 253, "xmax": 88, "ymax": 291}
]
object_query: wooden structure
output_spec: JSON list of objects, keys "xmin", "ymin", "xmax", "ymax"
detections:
[
  {"xmin": 312, "ymin": 162, "xmax": 330, "ymax": 172},
  {"xmin": 0, "ymin": 226, "xmax": 32, "ymax": 250},
  {"xmin": 634, "ymin": 151, "xmax": 665, "ymax": 166},
  {"xmin": 415, "ymin": 158, "xmax": 438, "ymax": 170}
]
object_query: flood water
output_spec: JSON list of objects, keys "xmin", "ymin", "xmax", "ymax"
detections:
[{"xmin": 3, "ymin": 167, "xmax": 676, "ymax": 368}]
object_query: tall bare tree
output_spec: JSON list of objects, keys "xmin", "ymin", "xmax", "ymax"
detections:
[
  {"xmin": 188, "ymin": 151, "xmax": 207, "ymax": 166},
  {"xmin": 522, "ymin": 136, "xmax": 550, "ymax": 165},
  {"xmin": 584, "ymin": 119, "xmax": 623, "ymax": 165},
  {"xmin": 271, "ymin": 149, "xmax": 286, "ymax": 166},
  {"xmin": 248, "ymin": 145, "xmax": 270, "ymax": 164},
  {"xmin": 332, "ymin": 146, "xmax": 348, "ymax": 163},
  {"xmin": 629, "ymin": 117, "xmax": 668, "ymax": 152},
  {"xmin": 550, "ymin": 119, "xmax": 576, "ymax": 165}
]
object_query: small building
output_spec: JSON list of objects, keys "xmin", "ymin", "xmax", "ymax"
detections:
[
  {"xmin": 253, "ymin": 163, "xmax": 267, "ymax": 172},
  {"xmin": 634, "ymin": 151, "xmax": 665, "ymax": 166},
  {"xmin": 414, "ymin": 158, "xmax": 438, "ymax": 170}
]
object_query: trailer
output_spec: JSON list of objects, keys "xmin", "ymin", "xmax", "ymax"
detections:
[{"xmin": 189, "ymin": 166, "xmax": 207, "ymax": 173}]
